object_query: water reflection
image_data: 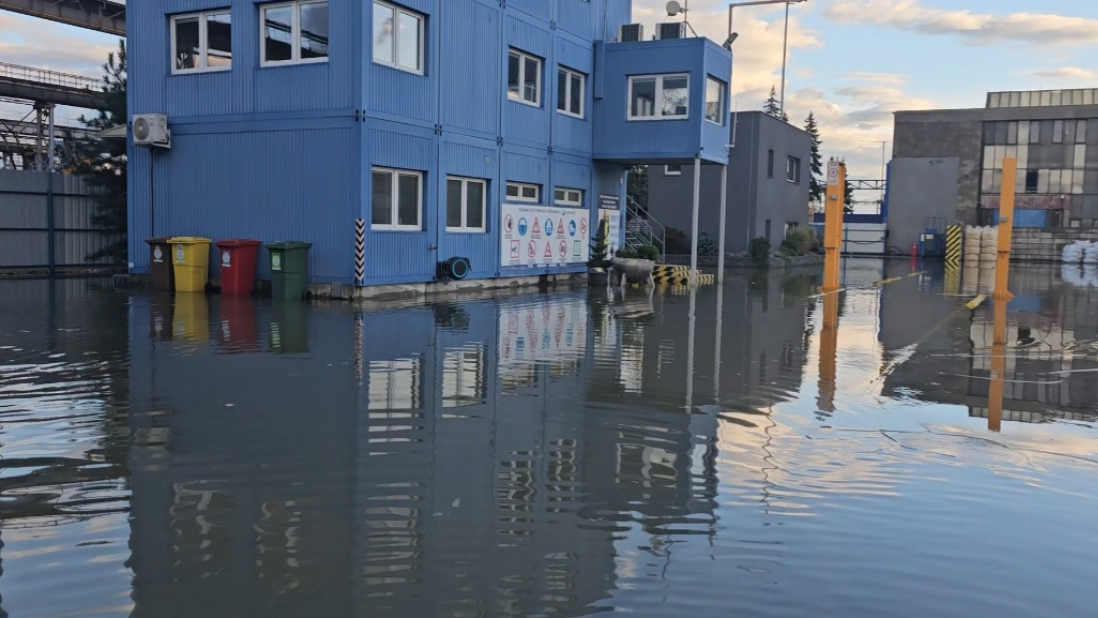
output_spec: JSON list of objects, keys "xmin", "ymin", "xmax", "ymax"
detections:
[{"xmin": 1, "ymin": 264, "xmax": 1097, "ymax": 617}]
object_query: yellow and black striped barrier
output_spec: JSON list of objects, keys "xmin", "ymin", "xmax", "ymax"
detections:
[
  {"xmin": 653, "ymin": 264, "xmax": 691, "ymax": 276},
  {"xmin": 945, "ymin": 266, "xmax": 960, "ymax": 295},
  {"xmin": 946, "ymin": 225, "xmax": 963, "ymax": 267},
  {"xmin": 653, "ymin": 273, "xmax": 716, "ymax": 286}
]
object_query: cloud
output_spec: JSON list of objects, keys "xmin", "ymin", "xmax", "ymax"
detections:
[
  {"xmin": 0, "ymin": 13, "xmax": 116, "ymax": 76},
  {"xmin": 1031, "ymin": 66, "xmax": 1097, "ymax": 80},
  {"xmin": 823, "ymin": 0, "xmax": 1098, "ymax": 46}
]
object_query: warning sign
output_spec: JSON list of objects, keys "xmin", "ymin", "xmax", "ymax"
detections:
[{"xmin": 500, "ymin": 203, "xmax": 590, "ymax": 268}]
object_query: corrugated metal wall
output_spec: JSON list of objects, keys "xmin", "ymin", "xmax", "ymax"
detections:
[{"xmin": 0, "ymin": 171, "xmax": 117, "ymax": 269}]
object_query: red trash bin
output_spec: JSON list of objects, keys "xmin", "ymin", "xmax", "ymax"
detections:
[{"xmin": 215, "ymin": 239, "xmax": 262, "ymax": 296}]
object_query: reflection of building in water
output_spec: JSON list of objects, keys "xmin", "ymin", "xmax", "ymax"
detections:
[
  {"xmin": 126, "ymin": 292, "xmax": 629, "ymax": 617},
  {"xmin": 879, "ymin": 263, "xmax": 1098, "ymax": 423}
]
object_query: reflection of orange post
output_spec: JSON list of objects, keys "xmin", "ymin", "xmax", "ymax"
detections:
[
  {"xmin": 822, "ymin": 159, "xmax": 845, "ymax": 292},
  {"xmin": 994, "ymin": 157, "xmax": 1017, "ymax": 301},
  {"xmin": 987, "ymin": 299, "xmax": 1008, "ymax": 432},
  {"xmin": 817, "ymin": 290, "xmax": 840, "ymax": 412}
]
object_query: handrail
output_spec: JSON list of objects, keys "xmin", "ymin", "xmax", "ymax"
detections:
[
  {"xmin": 625, "ymin": 195, "xmax": 667, "ymax": 259},
  {"xmin": 0, "ymin": 62, "xmax": 100, "ymax": 92}
]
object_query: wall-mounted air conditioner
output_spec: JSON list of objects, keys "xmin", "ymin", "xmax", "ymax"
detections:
[{"xmin": 133, "ymin": 114, "xmax": 171, "ymax": 148}]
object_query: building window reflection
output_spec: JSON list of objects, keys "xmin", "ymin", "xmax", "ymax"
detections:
[
  {"xmin": 442, "ymin": 345, "xmax": 486, "ymax": 408},
  {"xmin": 368, "ymin": 357, "xmax": 422, "ymax": 410}
]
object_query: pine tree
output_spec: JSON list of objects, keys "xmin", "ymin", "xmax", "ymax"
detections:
[
  {"xmin": 763, "ymin": 86, "xmax": 781, "ymax": 118},
  {"xmin": 804, "ymin": 112, "xmax": 823, "ymax": 205},
  {"xmin": 66, "ymin": 40, "xmax": 128, "ymax": 263}
]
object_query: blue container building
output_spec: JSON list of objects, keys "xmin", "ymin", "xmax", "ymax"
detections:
[{"xmin": 127, "ymin": 0, "xmax": 731, "ymax": 289}]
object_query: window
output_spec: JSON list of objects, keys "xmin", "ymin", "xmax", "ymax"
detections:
[
  {"xmin": 786, "ymin": 156, "xmax": 801, "ymax": 183},
  {"xmin": 665, "ymin": 165, "xmax": 682, "ymax": 176},
  {"xmin": 442, "ymin": 346, "xmax": 486, "ymax": 408},
  {"xmin": 1025, "ymin": 169, "xmax": 1039, "ymax": 193},
  {"xmin": 508, "ymin": 49, "xmax": 542, "ymax": 106},
  {"xmin": 705, "ymin": 76, "xmax": 724, "ymax": 124},
  {"xmin": 261, "ymin": 1, "xmax": 328, "ymax": 66},
  {"xmin": 172, "ymin": 11, "xmax": 232, "ymax": 73},
  {"xmin": 1030, "ymin": 121, "xmax": 1041, "ymax": 144},
  {"xmin": 557, "ymin": 67, "xmax": 585, "ymax": 118},
  {"xmin": 446, "ymin": 177, "xmax": 487, "ymax": 232},
  {"xmin": 1077, "ymin": 120, "xmax": 1088, "ymax": 144},
  {"xmin": 628, "ymin": 74, "xmax": 689, "ymax": 120},
  {"xmin": 767, "ymin": 150, "xmax": 775, "ymax": 178},
  {"xmin": 368, "ymin": 358, "xmax": 421, "ymax": 410},
  {"xmin": 505, "ymin": 182, "xmax": 540, "ymax": 203},
  {"xmin": 372, "ymin": 168, "xmax": 422, "ymax": 230},
  {"xmin": 372, "ymin": 1, "xmax": 423, "ymax": 73},
  {"xmin": 1053, "ymin": 120, "xmax": 1064, "ymax": 144},
  {"xmin": 554, "ymin": 187, "xmax": 584, "ymax": 207}
]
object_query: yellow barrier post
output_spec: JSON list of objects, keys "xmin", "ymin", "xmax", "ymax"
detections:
[
  {"xmin": 993, "ymin": 157, "xmax": 1017, "ymax": 301},
  {"xmin": 987, "ymin": 298, "xmax": 1008, "ymax": 433},
  {"xmin": 822, "ymin": 158, "xmax": 845, "ymax": 293},
  {"xmin": 817, "ymin": 290, "xmax": 840, "ymax": 413}
]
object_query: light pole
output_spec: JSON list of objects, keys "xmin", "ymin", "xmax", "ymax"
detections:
[{"xmin": 727, "ymin": 0, "xmax": 808, "ymax": 119}]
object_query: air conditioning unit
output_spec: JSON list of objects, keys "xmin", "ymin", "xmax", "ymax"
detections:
[
  {"xmin": 655, "ymin": 22, "xmax": 686, "ymax": 40},
  {"xmin": 619, "ymin": 23, "xmax": 644, "ymax": 43},
  {"xmin": 133, "ymin": 114, "xmax": 170, "ymax": 148}
]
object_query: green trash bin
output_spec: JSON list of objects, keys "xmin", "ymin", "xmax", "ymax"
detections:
[{"xmin": 266, "ymin": 241, "xmax": 313, "ymax": 300}]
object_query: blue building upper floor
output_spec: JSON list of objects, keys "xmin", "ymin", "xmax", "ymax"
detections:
[{"xmin": 129, "ymin": 0, "xmax": 731, "ymax": 163}]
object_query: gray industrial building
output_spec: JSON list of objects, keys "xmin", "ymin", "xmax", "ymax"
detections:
[
  {"xmin": 647, "ymin": 111, "xmax": 812, "ymax": 254},
  {"xmin": 891, "ymin": 88, "xmax": 1098, "ymax": 251}
]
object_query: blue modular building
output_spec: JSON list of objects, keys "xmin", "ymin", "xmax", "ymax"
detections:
[{"xmin": 127, "ymin": 0, "xmax": 731, "ymax": 292}]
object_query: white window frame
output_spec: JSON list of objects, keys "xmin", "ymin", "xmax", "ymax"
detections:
[
  {"xmin": 557, "ymin": 66, "xmax": 586, "ymax": 119},
  {"xmin": 705, "ymin": 76, "xmax": 725, "ymax": 125},
  {"xmin": 786, "ymin": 156, "xmax": 801, "ymax": 184},
  {"xmin": 171, "ymin": 11, "xmax": 233, "ymax": 74},
  {"xmin": 372, "ymin": 0, "xmax": 424, "ymax": 75},
  {"xmin": 628, "ymin": 73, "xmax": 690, "ymax": 121},
  {"xmin": 505, "ymin": 181, "xmax": 540, "ymax": 203},
  {"xmin": 260, "ymin": 0, "xmax": 329, "ymax": 67},
  {"xmin": 508, "ymin": 49, "xmax": 542, "ymax": 107},
  {"xmin": 554, "ymin": 187, "xmax": 584, "ymax": 207},
  {"xmin": 664, "ymin": 165, "xmax": 682, "ymax": 176},
  {"xmin": 446, "ymin": 176, "xmax": 488, "ymax": 233},
  {"xmin": 372, "ymin": 167, "xmax": 423, "ymax": 231}
]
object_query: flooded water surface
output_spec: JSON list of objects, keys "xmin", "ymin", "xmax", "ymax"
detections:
[{"xmin": 2, "ymin": 260, "xmax": 1098, "ymax": 617}]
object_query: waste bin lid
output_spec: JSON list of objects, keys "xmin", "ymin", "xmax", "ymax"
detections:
[
  {"xmin": 266, "ymin": 241, "xmax": 313, "ymax": 250},
  {"xmin": 146, "ymin": 237, "xmax": 172, "ymax": 245},
  {"xmin": 168, "ymin": 236, "xmax": 212, "ymax": 245},
  {"xmin": 216, "ymin": 239, "xmax": 262, "ymax": 249}
]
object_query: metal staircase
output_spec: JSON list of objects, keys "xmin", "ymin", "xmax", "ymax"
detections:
[{"xmin": 624, "ymin": 196, "xmax": 666, "ymax": 260}]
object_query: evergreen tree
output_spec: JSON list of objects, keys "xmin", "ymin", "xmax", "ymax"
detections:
[
  {"xmin": 804, "ymin": 112, "xmax": 823, "ymax": 205},
  {"xmin": 763, "ymin": 86, "xmax": 781, "ymax": 118},
  {"xmin": 67, "ymin": 40, "xmax": 128, "ymax": 263},
  {"xmin": 627, "ymin": 164, "xmax": 648, "ymax": 208},
  {"xmin": 843, "ymin": 165, "xmax": 855, "ymax": 213}
]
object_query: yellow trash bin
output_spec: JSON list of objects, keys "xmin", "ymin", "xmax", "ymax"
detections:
[{"xmin": 169, "ymin": 237, "xmax": 212, "ymax": 293}]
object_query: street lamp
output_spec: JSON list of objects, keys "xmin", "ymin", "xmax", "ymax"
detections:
[{"xmin": 728, "ymin": 0, "xmax": 808, "ymax": 118}]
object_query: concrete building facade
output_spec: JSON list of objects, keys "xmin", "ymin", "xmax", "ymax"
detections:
[
  {"xmin": 126, "ymin": 0, "xmax": 732, "ymax": 290},
  {"xmin": 646, "ymin": 111, "xmax": 812, "ymax": 255},
  {"xmin": 892, "ymin": 88, "xmax": 1098, "ymax": 246}
]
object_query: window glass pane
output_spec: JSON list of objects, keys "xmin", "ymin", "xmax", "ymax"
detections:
[
  {"xmin": 1053, "ymin": 120, "xmax": 1064, "ymax": 144},
  {"xmin": 1073, "ymin": 90, "xmax": 1084, "ymax": 106},
  {"xmin": 467, "ymin": 182, "xmax": 485, "ymax": 229},
  {"xmin": 982, "ymin": 123, "xmax": 996, "ymax": 144},
  {"xmin": 1025, "ymin": 169, "xmax": 1038, "ymax": 193},
  {"xmin": 1030, "ymin": 121, "xmax": 1041, "ymax": 144},
  {"xmin": 1085, "ymin": 90, "xmax": 1095, "ymax": 106},
  {"xmin": 446, "ymin": 179, "xmax": 463, "ymax": 229},
  {"xmin": 174, "ymin": 17, "xmax": 200, "ymax": 70},
  {"xmin": 372, "ymin": 171, "xmax": 393, "ymax": 225},
  {"xmin": 1017, "ymin": 145, "xmax": 1028, "ymax": 169},
  {"xmin": 1007, "ymin": 122, "xmax": 1017, "ymax": 145},
  {"xmin": 570, "ymin": 74, "xmax": 582, "ymax": 115},
  {"xmin": 1076, "ymin": 145, "xmax": 1087, "ymax": 168},
  {"xmin": 1018, "ymin": 121, "xmax": 1029, "ymax": 145},
  {"xmin": 557, "ymin": 69, "xmax": 568, "ymax": 111},
  {"xmin": 397, "ymin": 174, "xmax": 419, "ymax": 227},
  {"xmin": 523, "ymin": 57, "xmax": 539, "ymax": 103},
  {"xmin": 507, "ymin": 53, "xmax": 521, "ymax": 99},
  {"xmin": 706, "ymin": 77, "xmax": 722, "ymax": 123},
  {"xmin": 994, "ymin": 122, "xmax": 1007, "ymax": 145},
  {"xmin": 1051, "ymin": 90, "xmax": 1062, "ymax": 106},
  {"xmin": 1020, "ymin": 92, "xmax": 1031, "ymax": 107},
  {"xmin": 630, "ymin": 78, "xmax": 656, "ymax": 117},
  {"xmin": 989, "ymin": 93, "xmax": 1000, "ymax": 108},
  {"xmin": 521, "ymin": 185, "xmax": 537, "ymax": 200},
  {"xmin": 661, "ymin": 76, "xmax": 689, "ymax": 117},
  {"xmin": 1040, "ymin": 91, "xmax": 1052, "ymax": 106},
  {"xmin": 372, "ymin": 2, "xmax": 394, "ymax": 64},
  {"xmin": 299, "ymin": 2, "xmax": 329, "ymax": 60},
  {"xmin": 1010, "ymin": 92, "xmax": 1021, "ymax": 107},
  {"xmin": 665, "ymin": 165, "xmax": 681, "ymax": 175},
  {"xmin": 206, "ymin": 13, "xmax": 233, "ymax": 68},
  {"xmin": 397, "ymin": 11, "xmax": 420, "ymax": 70},
  {"xmin": 506, "ymin": 183, "xmax": 519, "ymax": 198},
  {"xmin": 982, "ymin": 146, "xmax": 995, "ymax": 169},
  {"xmin": 554, "ymin": 188, "xmax": 566, "ymax": 202},
  {"xmin": 1038, "ymin": 169, "xmax": 1049, "ymax": 193},
  {"xmin": 767, "ymin": 149, "xmax": 774, "ymax": 178},
  {"xmin": 263, "ymin": 5, "xmax": 293, "ymax": 62},
  {"xmin": 982, "ymin": 169, "xmax": 994, "ymax": 192},
  {"xmin": 1077, "ymin": 120, "xmax": 1088, "ymax": 144},
  {"xmin": 1073, "ymin": 170, "xmax": 1085, "ymax": 194}
]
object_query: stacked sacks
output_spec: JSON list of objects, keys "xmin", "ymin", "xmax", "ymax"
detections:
[
  {"xmin": 980, "ymin": 226, "xmax": 999, "ymax": 262},
  {"xmin": 1084, "ymin": 241, "xmax": 1098, "ymax": 266},
  {"xmin": 1062, "ymin": 240, "xmax": 1087, "ymax": 264},
  {"xmin": 963, "ymin": 226, "xmax": 983, "ymax": 263}
]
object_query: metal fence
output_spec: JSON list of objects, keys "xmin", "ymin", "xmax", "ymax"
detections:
[{"xmin": 0, "ymin": 169, "xmax": 120, "ymax": 272}]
